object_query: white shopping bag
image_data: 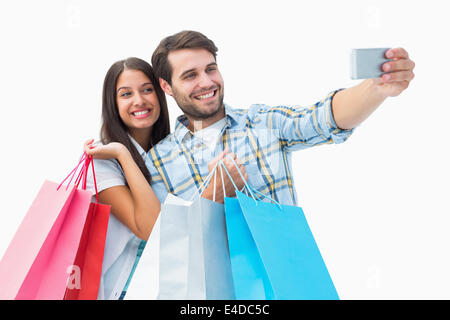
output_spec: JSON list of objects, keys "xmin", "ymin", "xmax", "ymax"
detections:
[
  {"xmin": 123, "ymin": 217, "xmax": 160, "ymax": 300},
  {"xmin": 125, "ymin": 160, "xmax": 236, "ymax": 300},
  {"xmin": 97, "ymin": 214, "xmax": 141, "ymax": 300},
  {"xmin": 157, "ymin": 193, "xmax": 235, "ymax": 300}
]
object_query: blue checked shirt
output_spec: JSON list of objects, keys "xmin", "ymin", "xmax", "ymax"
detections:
[{"xmin": 148, "ymin": 89, "xmax": 354, "ymax": 206}]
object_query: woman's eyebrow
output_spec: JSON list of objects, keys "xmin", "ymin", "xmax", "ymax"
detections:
[
  {"xmin": 117, "ymin": 83, "xmax": 153, "ymax": 92},
  {"xmin": 117, "ymin": 86, "xmax": 130, "ymax": 92}
]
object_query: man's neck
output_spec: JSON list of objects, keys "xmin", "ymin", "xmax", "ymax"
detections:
[{"xmin": 186, "ymin": 110, "xmax": 226, "ymax": 132}]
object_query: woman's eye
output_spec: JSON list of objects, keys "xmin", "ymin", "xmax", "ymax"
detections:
[
  {"xmin": 143, "ymin": 87, "xmax": 153, "ymax": 93},
  {"xmin": 119, "ymin": 92, "xmax": 131, "ymax": 97}
]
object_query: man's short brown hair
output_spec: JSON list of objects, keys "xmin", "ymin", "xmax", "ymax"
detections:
[{"xmin": 151, "ymin": 30, "xmax": 218, "ymax": 85}]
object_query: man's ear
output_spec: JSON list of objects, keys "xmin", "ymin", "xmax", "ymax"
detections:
[{"xmin": 159, "ymin": 77, "xmax": 173, "ymax": 96}]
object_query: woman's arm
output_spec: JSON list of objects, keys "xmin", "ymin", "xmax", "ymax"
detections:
[{"xmin": 85, "ymin": 140, "xmax": 160, "ymax": 240}]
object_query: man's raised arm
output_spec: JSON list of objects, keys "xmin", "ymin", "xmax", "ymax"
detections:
[{"xmin": 332, "ymin": 48, "xmax": 415, "ymax": 130}]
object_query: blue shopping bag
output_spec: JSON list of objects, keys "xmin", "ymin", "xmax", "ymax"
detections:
[
  {"xmin": 224, "ymin": 197, "xmax": 274, "ymax": 300},
  {"xmin": 222, "ymin": 158, "xmax": 339, "ymax": 300}
]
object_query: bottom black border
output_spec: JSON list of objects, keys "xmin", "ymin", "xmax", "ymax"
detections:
[{"xmin": 1, "ymin": 299, "xmax": 449, "ymax": 318}]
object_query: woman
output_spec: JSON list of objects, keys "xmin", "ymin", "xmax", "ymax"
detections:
[
  {"xmin": 85, "ymin": 57, "xmax": 169, "ymax": 240},
  {"xmin": 84, "ymin": 57, "xmax": 170, "ymax": 299}
]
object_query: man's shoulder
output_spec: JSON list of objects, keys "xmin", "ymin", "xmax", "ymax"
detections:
[
  {"xmin": 226, "ymin": 103, "xmax": 272, "ymax": 124},
  {"xmin": 151, "ymin": 133, "xmax": 178, "ymax": 153},
  {"xmin": 228, "ymin": 103, "xmax": 282, "ymax": 116},
  {"xmin": 227, "ymin": 103, "xmax": 281, "ymax": 130},
  {"xmin": 147, "ymin": 133, "xmax": 184, "ymax": 167}
]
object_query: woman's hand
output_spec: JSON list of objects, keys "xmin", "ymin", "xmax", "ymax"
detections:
[{"xmin": 83, "ymin": 139, "xmax": 128, "ymax": 160}]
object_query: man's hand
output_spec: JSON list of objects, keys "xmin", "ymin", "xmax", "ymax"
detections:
[
  {"xmin": 202, "ymin": 148, "xmax": 248, "ymax": 203},
  {"xmin": 377, "ymin": 47, "xmax": 415, "ymax": 97},
  {"xmin": 332, "ymin": 47, "xmax": 416, "ymax": 130}
]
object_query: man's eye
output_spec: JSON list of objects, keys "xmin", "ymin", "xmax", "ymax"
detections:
[
  {"xmin": 185, "ymin": 73, "xmax": 195, "ymax": 79},
  {"xmin": 206, "ymin": 67, "xmax": 216, "ymax": 72}
]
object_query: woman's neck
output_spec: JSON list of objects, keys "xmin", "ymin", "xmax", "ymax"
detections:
[{"xmin": 129, "ymin": 127, "xmax": 153, "ymax": 152}]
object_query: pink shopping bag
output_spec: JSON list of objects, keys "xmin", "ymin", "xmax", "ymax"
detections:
[
  {"xmin": 0, "ymin": 153, "xmax": 107, "ymax": 300},
  {"xmin": 64, "ymin": 156, "xmax": 110, "ymax": 300}
]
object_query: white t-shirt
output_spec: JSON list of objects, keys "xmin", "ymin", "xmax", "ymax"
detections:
[
  {"xmin": 85, "ymin": 136, "xmax": 150, "ymax": 300},
  {"xmin": 192, "ymin": 118, "xmax": 227, "ymax": 152}
]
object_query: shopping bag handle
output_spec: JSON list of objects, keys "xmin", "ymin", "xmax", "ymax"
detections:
[
  {"xmin": 58, "ymin": 153, "xmax": 87, "ymax": 189},
  {"xmin": 189, "ymin": 157, "xmax": 241, "ymax": 202},
  {"xmin": 211, "ymin": 163, "xmax": 238, "ymax": 202},
  {"xmin": 191, "ymin": 154, "xmax": 282, "ymax": 210},
  {"xmin": 191, "ymin": 159, "xmax": 223, "ymax": 201},
  {"xmin": 57, "ymin": 152, "xmax": 99, "ymax": 203},
  {"xmin": 217, "ymin": 155, "xmax": 282, "ymax": 209}
]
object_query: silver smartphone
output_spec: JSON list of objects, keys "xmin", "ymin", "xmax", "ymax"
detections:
[{"xmin": 350, "ymin": 48, "xmax": 392, "ymax": 80}]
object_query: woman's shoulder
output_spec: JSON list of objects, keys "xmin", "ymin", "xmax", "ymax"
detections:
[{"xmin": 91, "ymin": 157, "xmax": 121, "ymax": 171}]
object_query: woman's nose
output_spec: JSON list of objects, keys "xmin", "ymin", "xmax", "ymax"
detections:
[{"xmin": 133, "ymin": 92, "xmax": 145, "ymax": 106}]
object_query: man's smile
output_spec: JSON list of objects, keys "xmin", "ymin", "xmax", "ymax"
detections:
[{"xmin": 192, "ymin": 89, "xmax": 217, "ymax": 101}]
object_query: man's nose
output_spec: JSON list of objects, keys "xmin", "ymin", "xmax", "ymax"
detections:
[{"xmin": 198, "ymin": 72, "xmax": 215, "ymax": 88}]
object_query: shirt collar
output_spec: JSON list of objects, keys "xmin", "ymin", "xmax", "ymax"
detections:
[{"xmin": 173, "ymin": 103, "xmax": 239, "ymax": 142}]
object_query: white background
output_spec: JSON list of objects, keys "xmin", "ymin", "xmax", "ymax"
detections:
[{"xmin": 1, "ymin": 0, "xmax": 449, "ymax": 299}]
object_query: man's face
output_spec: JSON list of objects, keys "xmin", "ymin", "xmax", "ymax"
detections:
[{"xmin": 162, "ymin": 48, "xmax": 224, "ymax": 121}]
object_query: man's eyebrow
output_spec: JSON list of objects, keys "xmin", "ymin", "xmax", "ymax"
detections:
[
  {"xmin": 206, "ymin": 62, "xmax": 218, "ymax": 68},
  {"xmin": 179, "ymin": 68, "xmax": 196, "ymax": 79},
  {"xmin": 117, "ymin": 82, "xmax": 153, "ymax": 92},
  {"xmin": 179, "ymin": 62, "xmax": 217, "ymax": 79}
]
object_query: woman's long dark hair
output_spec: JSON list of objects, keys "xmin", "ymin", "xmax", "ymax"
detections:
[{"xmin": 100, "ymin": 57, "xmax": 170, "ymax": 184}]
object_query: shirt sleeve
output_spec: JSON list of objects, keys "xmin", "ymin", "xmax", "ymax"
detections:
[
  {"xmin": 247, "ymin": 89, "xmax": 354, "ymax": 152},
  {"xmin": 146, "ymin": 157, "xmax": 169, "ymax": 203},
  {"xmin": 85, "ymin": 158, "xmax": 126, "ymax": 195}
]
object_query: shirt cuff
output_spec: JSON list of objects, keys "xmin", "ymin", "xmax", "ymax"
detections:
[{"xmin": 325, "ymin": 89, "xmax": 355, "ymax": 144}]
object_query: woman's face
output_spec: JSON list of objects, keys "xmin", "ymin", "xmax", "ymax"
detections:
[{"xmin": 116, "ymin": 69, "xmax": 160, "ymax": 135}]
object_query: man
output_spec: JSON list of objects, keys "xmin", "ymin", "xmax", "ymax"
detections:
[{"xmin": 147, "ymin": 30, "xmax": 415, "ymax": 205}]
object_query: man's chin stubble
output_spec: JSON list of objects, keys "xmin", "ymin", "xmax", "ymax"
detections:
[{"xmin": 184, "ymin": 96, "xmax": 224, "ymax": 120}]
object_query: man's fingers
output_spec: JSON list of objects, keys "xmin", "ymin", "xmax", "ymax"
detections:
[
  {"xmin": 238, "ymin": 164, "xmax": 246, "ymax": 176},
  {"xmin": 209, "ymin": 148, "xmax": 229, "ymax": 170},
  {"xmin": 215, "ymin": 150, "xmax": 227, "ymax": 161},
  {"xmin": 228, "ymin": 153, "xmax": 237, "ymax": 160},
  {"xmin": 383, "ymin": 59, "xmax": 415, "ymax": 72},
  {"xmin": 386, "ymin": 47, "xmax": 409, "ymax": 60},
  {"xmin": 382, "ymin": 70, "xmax": 415, "ymax": 83}
]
